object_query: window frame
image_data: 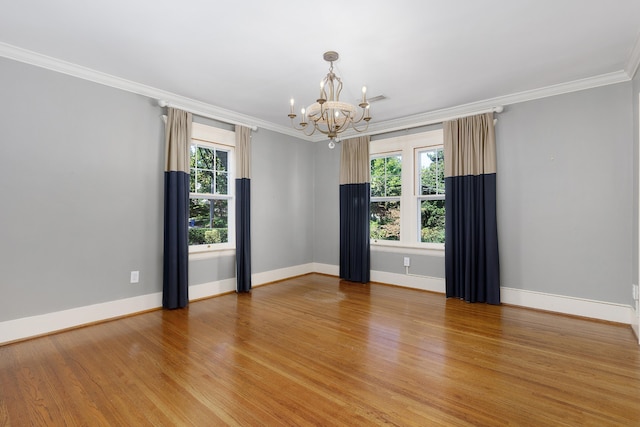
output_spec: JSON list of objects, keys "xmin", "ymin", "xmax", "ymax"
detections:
[
  {"xmin": 369, "ymin": 129, "xmax": 444, "ymax": 251},
  {"xmin": 189, "ymin": 123, "xmax": 236, "ymax": 254},
  {"xmin": 370, "ymin": 153, "xmax": 403, "ymax": 241},
  {"xmin": 416, "ymin": 146, "xmax": 445, "ymax": 244}
]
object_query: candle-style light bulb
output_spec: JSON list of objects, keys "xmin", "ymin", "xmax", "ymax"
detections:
[
  {"xmin": 301, "ymin": 108, "xmax": 306, "ymax": 121},
  {"xmin": 290, "ymin": 98, "xmax": 294, "ymax": 114},
  {"xmin": 362, "ymin": 86, "xmax": 367, "ymax": 102}
]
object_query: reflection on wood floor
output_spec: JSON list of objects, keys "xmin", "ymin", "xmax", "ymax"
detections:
[{"xmin": 1, "ymin": 273, "xmax": 639, "ymax": 426}]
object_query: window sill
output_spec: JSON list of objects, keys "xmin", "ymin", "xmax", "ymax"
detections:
[
  {"xmin": 370, "ymin": 240, "xmax": 444, "ymax": 257},
  {"xmin": 189, "ymin": 245, "xmax": 236, "ymax": 260}
]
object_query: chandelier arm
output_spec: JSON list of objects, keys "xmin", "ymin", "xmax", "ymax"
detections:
[
  {"xmin": 311, "ymin": 125, "xmax": 331, "ymax": 137},
  {"xmin": 351, "ymin": 107, "xmax": 370, "ymax": 124},
  {"xmin": 349, "ymin": 120, "xmax": 371, "ymax": 134},
  {"xmin": 334, "ymin": 76, "xmax": 343, "ymax": 102},
  {"xmin": 290, "ymin": 119, "xmax": 318, "ymax": 136}
]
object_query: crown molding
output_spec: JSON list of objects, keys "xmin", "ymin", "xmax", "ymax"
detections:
[
  {"xmin": 0, "ymin": 42, "xmax": 302, "ymax": 138},
  {"xmin": 624, "ymin": 31, "xmax": 640, "ymax": 79},
  {"xmin": 337, "ymin": 70, "xmax": 630, "ymax": 139},
  {"xmin": 0, "ymin": 41, "xmax": 633, "ymax": 143}
]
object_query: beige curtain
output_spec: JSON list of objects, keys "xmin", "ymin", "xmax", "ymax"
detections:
[
  {"xmin": 444, "ymin": 113, "xmax": 496, "ymax": 178},
  {"xmin": 340, "ymin": 136, "xmax": 370, "ymax": 184},
  {"xmin": 164, "ymin": 108, "xmax": 192, "ymax": 174},
  {"xmin": 235, "ymin": 125, "xmax": 251, "ymax": 179}
]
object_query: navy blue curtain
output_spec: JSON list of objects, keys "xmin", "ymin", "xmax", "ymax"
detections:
[
  {"xmin": 235, "ymin": 126, "xmax": 252, "ymax": 293},
  {"xmin": 339, "ymin": 136, "xmax": 371, "ymax": 283},
  {"xmin": 444, "ymin": 113, "xmax": 500, "ymax": 304},
  {"xmin": 340, "ymin": 183, "xmax": 370, "ymax": 282},
  {"xmin": 163, "ymin": 108, "xmax": 191, "ymax": 309}
]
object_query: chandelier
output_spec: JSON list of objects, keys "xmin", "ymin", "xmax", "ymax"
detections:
[{"xmin": 288, "ymin": 51, "xmax": 371, "ymax": 148}]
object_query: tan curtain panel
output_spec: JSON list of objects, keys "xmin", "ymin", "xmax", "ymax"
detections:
[
  {"xmin": 339, "ymin": 135, "xmax": 370, "ymax": 185},
  {"xmin": 444, "ymin": 112, "xmax": 496, "ymax": 177},
  {"xmin": 235, "ymin": 125, "xmax": 252, "ymax": 179},
  {"xmin": 164, "ymin": 108, "xmax": 192, "ymax": 173}
]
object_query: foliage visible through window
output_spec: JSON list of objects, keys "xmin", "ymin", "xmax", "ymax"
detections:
[
  {"xmin": 370, "ymin": 155, "xmax": 402, "ymax": 240},
  {"xmin": 418, "ymin": 148, "xmax": 445, "ymax": 243},
  {"xmin": 189, "ymin": 144, "xmax": 230, "ymax": 245}
]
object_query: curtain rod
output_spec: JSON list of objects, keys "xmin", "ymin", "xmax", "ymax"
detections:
[
  {"xmin": 369, "ymin": 105, "xmax": 504, "ymax": 138},
  {"xmin": 157, "ymin": 100, "xmax": 258, "ymax": 131}
]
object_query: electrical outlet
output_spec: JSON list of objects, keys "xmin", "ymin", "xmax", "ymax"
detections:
[
  {"xmin": 130, "ymin": 271, "xmax": 139, "ymax": 284},
  {"xmin": 403, "ymin": 257, "xmax": 410, "ymax": 267}
]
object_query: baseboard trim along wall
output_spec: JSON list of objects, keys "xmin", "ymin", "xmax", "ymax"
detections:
[
  {"xmin": 0, "ymin": 265, "xmax": 319, "ymax": 344},
  {"xmin": 0, "ymin": 264, "xmax": 634, "ymax": 345},
  {"xmin": 631, "ymin": 305, "xmax": 640, "ymax": 344},
  {"xmin": 0, "ymin": 292, "xmax": 163, "ymax": 345}
]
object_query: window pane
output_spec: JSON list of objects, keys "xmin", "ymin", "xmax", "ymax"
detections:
[
  {"xmin": 420, "ymin": 199, "xmax": 445, "ymax": 243},
  {"xmin": 385, "ymin": 156, "xmax": 402, "ymax": 196},
  {"xmin": 196, "ymin": 170, "xmax": 214, "ymax": 193},
  {"xmin": 215, "ymin": 172, "xmax": 228, "ymax": 194},
  {"xmin": 370, "ymin": 176, "xmax": 384, "ymax": 198},
  {"xmin": 190, "ymin": 146, "xmax": 197, "ymax": 168},
  {"xmin": 189, "ymin": 169, "xmax": 196, "ymax": 192},
  {"xmin": 189, "ymin": 198, "xmax": 211, "ymax": 228},
  {"xmin": 371, "ymin": 155, "xmax": 402, "ymax": 197},
  {"xmin": 188, "ymin": 198, "xmax": 229, "ymax": 245},
  {"xmin": 370, "ymin": 201, "xmax": 400, "ymax": 240},
  {"xmin": 197, "ymin": 146, "xmax": 214, "ymax": 168},
  {"xmin": 420, "ymin": 148, "xmax": 445, "ymax": 195},
  {"xmin": 216, "ymin": 150, "xmax": 228, "ymax": 172}
]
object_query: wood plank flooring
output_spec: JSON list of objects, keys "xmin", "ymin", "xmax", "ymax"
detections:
[{"xmin": 1, "ymin": 273, "xmax": 639, "ymax": 426}]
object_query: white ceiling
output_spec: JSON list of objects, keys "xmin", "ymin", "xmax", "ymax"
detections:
[{"xmin": 1, "ymin": 1, "xmax": 640, "ymax": 138}]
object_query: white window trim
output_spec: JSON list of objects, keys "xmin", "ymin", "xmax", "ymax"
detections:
[
  {"xmin": 370, "ymin": 129, "xmax": 444, "ymax": 251},
  {"xmin": 189, "ymin": 123, "xmax": 236, "ymax": 254}
]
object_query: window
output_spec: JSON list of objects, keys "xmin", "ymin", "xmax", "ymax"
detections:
[
  {"xmin": 369, "ymin": 129, "xmax": 444, "ymax": 248},
  {"xmin": 418, "ymin": 147, "xmax": 445, "ymax": 243},
  {"xmin": 370, "ymin": 154, "xmax": 402, "ymax": 240},
  {"xmin": 188, "ymin": 123, "xmax": 235, "ymax": 252}
]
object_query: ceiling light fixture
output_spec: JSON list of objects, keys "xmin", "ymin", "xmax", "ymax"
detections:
[{"xmin": 288, "ymin": 51, "xmax": 371, "ymax": 149}]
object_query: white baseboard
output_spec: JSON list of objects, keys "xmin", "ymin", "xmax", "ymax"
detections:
[
  {"xmin": 190, "ymin": 278, "xmax": 237, "ymax": 300},
  {"xmin": 2, "ymin": 264, "xmax": 635, "ymax": 345},
  {"xmin": 371, "ymin": 270, "xmax": 445, "ymax": 293},
  {"xmin": 0, "ymin": 292, "xmax": 162, "ymax": 344},
  {"xmin": 312, "ymin": 263, "xmax": 339, "ymax": 276},
  {"xmin": 500, "ymin": 287, "xmax": 632, "ymax": 324},
  {"xmin": 628, "ymin": 304, "xmax": 639, "ymax": 343},
  {"xmin": 367, "ymin": 270, "xmax": 632, "ymax": 325},
  {"xmin": 252, "ymin": 263, "xmax": 314, "ymax": 286},
  {"xmin": 1, "ymin": 278, "xmax": 235, "ymax": 345}
]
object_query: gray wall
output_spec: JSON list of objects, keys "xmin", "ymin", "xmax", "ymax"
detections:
[
  {"xmin": 251, "ymin": 129, "xmax": 315, "ymax": 274},
  {"xmin": 497, "ymin": 82, "xmax": 633, "ymax": 304},
  {"xmin": 312, "ymin": 142, "xmax": 340, "ymax": 265},
  {"xmin": 0, "ymin": 57, "xmax": 165, "ymax": 322}
]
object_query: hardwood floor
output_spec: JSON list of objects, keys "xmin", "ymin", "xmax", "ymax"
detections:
[{"xmin": 1, "ymin": 273, "xmax": 639, "ymax": 426}]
